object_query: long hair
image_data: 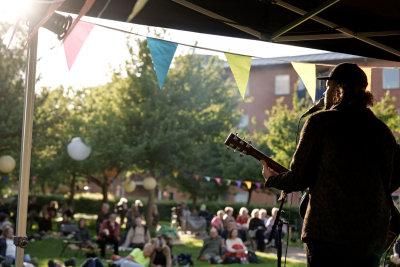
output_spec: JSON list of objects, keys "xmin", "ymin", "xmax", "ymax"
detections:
[
  {"xmin": 228, "ymin": 229, "xmax": 238, "ymax": 239},
  {"xmin": 154, "ymin": 235, "xmax": 166, "ymax": 249},
  {"xmin": 333, "ymin": 73, "xmax": 375, "ymax": 108}
]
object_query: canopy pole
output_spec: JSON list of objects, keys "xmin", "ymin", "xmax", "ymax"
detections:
[
  {"xmin": 15, "ymin": 25, "xmax": 38, "ymax": 267},
  {"xmin": 270, "ymin": 0, "xmax": 339, "ymax": 40}
]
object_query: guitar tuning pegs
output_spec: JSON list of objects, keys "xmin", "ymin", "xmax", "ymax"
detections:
[
  {"xmin": 240, "ymin": 137, "xmax": 245, "ymax": 145},
  {"xmin": 246, "ymin": 141, "xmax": 252, "ymax": 148},
  {"xmin": 240, "ymin": 153, "xmax": 244, "ymax": 157},
  {"xmin": 234, "ymin": 133, "xmax": 239, "ymax": 141}
]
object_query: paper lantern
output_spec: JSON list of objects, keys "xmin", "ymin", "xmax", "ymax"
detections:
[
  {"xmin": 143, "ymin": 177, "xmax": 157, "ymax": 190},
  {"xmin": 124, "ymin": 180, "xmax": 136, "ymax": 192},
  {"xmin": 58, "ymin": 184, "xmax": 70, "ymax": 194},
  {"xmin": 104, "ymin": 167, "xmax": 117, "ymax": 178},
  {"xmin": 0, "ymin": 156, "xmax": 16, "ymax": 173},
  {"xmin": 67, "ymin": 137, "xmax": 91, "ymax": 161}
]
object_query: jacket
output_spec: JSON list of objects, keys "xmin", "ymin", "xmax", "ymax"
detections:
[
  {"xmin": 76, "ymin": 226, "xmax": 92, "ymax": 242},
  {"xmin": 121, "ymin": 225, "xmax": 150, "ymax": 249},
  {"xmin": 196, "ymin": 235, "xmax": 221, "ymax": 259},
  {"xmin": 265, "ymin": 103, "xmax": 400, "ymax": 247},
  {"xmin": 97, "ymin": 220, "xmax": 120, "ymax": 240}
]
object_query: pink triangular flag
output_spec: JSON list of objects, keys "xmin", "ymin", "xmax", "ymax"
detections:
[
  {"xmin": 7, "ymin": 13, "xmax": 23, "ymax": 50},
  {"xmin": 215, "ymin": 178, "xmax": 221, "ymax": 184},
  {"xmin": 255, "ymin": 182, "xmax": 261, "ymax": 189},
  {"xmin": 194, "ymin": 175, "xmax": 199, "ymax": 180},
  {"xmin": 63, "ymin": 20, "xmax": 94, "ymax": 70},
  {"xmin": 20, "ymin": 1, "xmax": 65, "ymax": 57}
]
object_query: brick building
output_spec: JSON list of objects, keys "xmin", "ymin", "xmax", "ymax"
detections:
[{"xmin": 91, "ymin": 52, "xmax": 400, "ymax": 207}]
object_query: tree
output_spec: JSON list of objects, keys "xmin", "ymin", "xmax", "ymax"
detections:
[{"xmin": 371, "ymin": 91, "xmax": 400, "ymax": 140}]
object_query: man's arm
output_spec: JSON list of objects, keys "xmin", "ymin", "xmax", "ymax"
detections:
[
  {"xmin": 263, "ymin": 115, "xmax": 321, "ymax": 192},
  {"xmin": 196, "ymin": 239, "xmax": 207, "ymax": 259},
  {"xmin": 126, "ymin": 255, "xmax": 138, "ymax": 263},
  {"xmin": 390, "ymin": 142, "xmax": 400, "ymax": 193}
]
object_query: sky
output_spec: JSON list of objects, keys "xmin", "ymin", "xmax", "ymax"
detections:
[{"xmin": 0, "ymin": 0, "xmax": 327, "ymax": 90}]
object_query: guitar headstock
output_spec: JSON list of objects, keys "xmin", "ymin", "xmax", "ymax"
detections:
[{"xmin": 224, "ymin": 132, "xmax": 254, "ymax": 157}]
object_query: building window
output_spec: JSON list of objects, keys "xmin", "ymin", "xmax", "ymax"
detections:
[
  {"xmin": 317, "ymin": 70, "xmax": 329, "ymax": 89},
  {"xmin": 275, "ymin": 74, "xmax": 290, "ymax": 95},
  {"xmin": 245, "ymin": 80, "xmax": 250, "ymax": 97},
  {"xmin": 397, "ymin": 108, "xmax": 400, "ymax": 126},
  {"xmin": 298, "ymin": 76, "xmax": 305, "ymax": 91},
  {"xmin": 234, "ymin": 192, "xmax": 249, "ymax": 203},
  {"xmin": 237, "ymin": 115, "xmax": 249, "ymax": 129},
  {"xmin": 383, "ymin": 69, "xmax": 399, "ymax": 89}
]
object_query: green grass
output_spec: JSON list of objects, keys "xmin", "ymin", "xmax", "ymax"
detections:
[{"xmin": 22, "ymin": 217, "xmax": 306, "ymax": 267}]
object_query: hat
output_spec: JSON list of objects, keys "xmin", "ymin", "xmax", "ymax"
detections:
[
  {"xmin": 200, "ymin": 204, "xmax": 206, "ymax": 211},
  {"xmin": 317, "ymin": 63, "xmax": 368, "ymax": 87}
]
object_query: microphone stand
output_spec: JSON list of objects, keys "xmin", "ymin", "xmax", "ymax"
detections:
[{"xmin": 268, "ymin": 192, "xmax": 289, "ymax": 267}]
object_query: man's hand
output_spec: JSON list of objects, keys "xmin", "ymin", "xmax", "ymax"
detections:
[{"xmin": 261, "ymin": 160, "xmax": 278, "ymax": 183}]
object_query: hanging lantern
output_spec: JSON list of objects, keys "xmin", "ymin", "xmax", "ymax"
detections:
[
  {"xmin": 104, "ymin": 167, "xmax": 117, "ymax": 178},
  {"xmin": 67, "ymin": 137, "xmax": 91, "ymax": 161},
  {"xmin": 0, "ymin": 156, "xmax": 16, "ymax": 173},
  {"xmin": 143, "ymin": 177, "xmax": 157, "ymax": 190},
  {"xmin": 58, "ymin": 184, "xmax": 70, "ymax": 194},
  {"xmin": 124, "ymin": 180, "xmax": 136, "ymax": 192}
]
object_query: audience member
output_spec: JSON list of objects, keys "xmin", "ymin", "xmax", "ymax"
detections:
[
  {"xmin": 76, "ymin": 218, "xmax": 95, "ymax": 249},
  {"xmin": 0, "ymin": 255, "xmax": 12, "ymax": 267},
  {"xmin": 150, "ymin": 236, "xmax": 172, "ymax": 267},
  {"xmin": 0, "ymin": 227, "xmax": 38, "ymax": 265},
  {"xmin": 57, "ymin": 213, "xmax": 74, "ymax": 232},
  {"xmin": 121, "ymin": 243, "xmax": 153, "ymax": 267},
  {"xmin": 152, "ymin": 204, "xmax": 159, "ymax": 228},
  {"xmin": 196, "ymin": 228, "xmax": 222, "ymax": 264},
  {"xmin": 38, "ymin": 212, "xmax": 53, "ymax": 236},
  {"xmin": 48, "ymin": 201, "xmax": 58, "ymax": 219},
  {"xmin": 134, "ymin": 200, "xmax": 144, "ymax": 217},
  {"xmin": 97, "ymin": 214, "xmax": 120, "ymax": 259},
  {"xmin": 198, "ymin": 205, "xmax": 211, "ymax": 228},
  {"xmin": 115, "ymin": 198, "xmax": 128, "ymax": 226},
  {"xmin": 236, "ymin": 207, "xmax": 250, "ymax": 229},
  {"xmin": 0, "ymin": 214, "xmax": 10, "ymax": 230},
  {"xmin": 60, "ymin": 200, "xmax": 73, "ymax": 220},
  {"xmin": 259, "ymin": 209, "xmax": 268, "ymax": 225},
  {"xmin": 221, "ymin": 221, "xmax": 241, "ymax": 251},
  {"xmin": 79, "ymin": 258, "xmax": 105, "ymax": 267},
  {"xmin": 191, "ymin": 209, "xmax": 198, "ymax": 217},
  {"xmin": 224, "ymin": 229, "xmax": 248, "ymax": 264},
  {"xmin": 222, "ymin": 207, "xmax": 235, "ymax": 228},
  {"xmin": 28, "ymin": 197, "xmax": 41, "ymax": 229},
  {"xmin": 126, "ymin": 204, "xmax": 141, "ymax": 230},
  {"xmin": 121, "ymin": 218, "xmax": 151, "ymax": 250},
  {"xmin": 211, "ymin": 210, "xmax": 224, "ymax": 233},
  {"xmin": 266, "ymin": 207, "xmax": 287, "ymax": 249},
  {"xmin": 175, "ymin": 201, "xmax": 190, "ymax": 227},
  {"xmin": 248, "ymin": 209, "xmax": 266, "ymax": 252},
  {"xmin": 96, "ymin": 203, "xmax": 111, "ymax": 234},
  {"xmin": 0, "ymin": 200, "xmax": 10, "ymax": 216}
]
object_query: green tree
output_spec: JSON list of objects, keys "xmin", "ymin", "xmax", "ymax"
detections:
[{"xmin": 371, "ymin": 91, "xmax": 400, "ymax": 140}]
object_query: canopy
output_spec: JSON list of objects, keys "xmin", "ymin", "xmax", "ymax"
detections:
[{"xmin": 57, "ymin": 0, "xmax": 400, "ymax": 62}]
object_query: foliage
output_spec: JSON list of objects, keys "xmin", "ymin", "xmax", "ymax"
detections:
[{"xmin": 371, "ymin": 91, "xmax": 400, "ymax": 141}]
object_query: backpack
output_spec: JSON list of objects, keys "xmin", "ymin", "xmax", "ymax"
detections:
[
  {"xmin": 222, "ymin": 257, "xmax": 241, "ymax": 264},
  {"xmin": 247, "ymin": 249, "xmax": 260, "ymax": 263}
]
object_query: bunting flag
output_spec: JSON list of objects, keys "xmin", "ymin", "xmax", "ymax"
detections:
[
  {"xmin": 172, "ymin": 171, "xmax": 179, "ymax": 178},
  {"xmin": 226, "ymin": 179, "xmax": 231, "ymax": 185},
  {"xmin": 224, "ymin": 53, "xmax": 252, "ymax": 99},
  {"xmin": 360, "ymin": 67, "xmax": 372, "ymax": 92},
  {"xmin": 205, "ymin": 176, "xmax": 210, "ymax": 182},
  {"xmin": 122, "ymin": 177, "xmax": 126, "ymax": 182},
  {"xmin": 63, "ymin": 0, "xmax": 97, "ymax": 43},
  {"xmin": 64, "ymin": 20, "xmax": 94, "ymax": 71},
  {"xmin": 112, "ymin": 179, "xmax": 116, "ymax": 185},
  {"xmin": 184, "ymin": 173, "xmax": 189, "ymax": 179},
  {"xmin": 20, "ymin": 1, "xmax": 65, "ymax": 57},
  {"xmin": 3, "ymin": 177, "xmax": 8, "ymax": 183},
  {"xmin": 194, "ymin": 175, "xmax": 199, "ymax": 180},
  {"xmin": 161, "ymin": 169, "xmax": 167, "ymax": 177},
  {"xmin": 245, "ymin": 181, "xmax": 252, "ymax": 189},
  {"xmin": 255, "ymin": 182, "xmax": 261, "ymax": 189},
  {"xmin": 7, "ymin": 13, "xmax": 23, "ymax": 49},
  {"xmin": 126, "ymin": 0, "xmax": 149, "ymax": 22},
  {"xmin": 11, "ymin": 177, "xmax": 16, "ymax": 181},
  {"xmin": 291, "ymin": 62, "xmax": 316, "ymax": 102},
  {"xmin": 215, "ymin": 178, "xmax": 221, "ymax": 184},
  {"xmin": 147, "ymin": 37, "xmax": 178, "ymax": 89},
  {"xmin": 236, "ymin": 180, "xmax": 241, "ymax": 188}
]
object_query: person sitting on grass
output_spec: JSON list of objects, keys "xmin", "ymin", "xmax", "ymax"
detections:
[
  {"xmin": 76, "ymin": 218, "xmax": 95, "ymax": 249},
  {"xmin": 28, "ymin": 197, "xmax": 41, "ymax": 229},
  {"xmin": 58, "ymin": 213, "xmax": 74, "ymax": 233},
  {"xmin": 248, "ymin": 209, "xmax": 266, "ymax": 252},
  {"xmin": 121, "ymin": 217, "xmax": 150, "ymax": 251},
  {"xmin": 121, "ymin": 243, "xmax": 154, "ymax": 267},
  {"xmin": 150, "ymin": 236, "xmax": 171, "ymax": 267},
  {"xmin": 265, "ymin": 207, "xmax": 287, "ymax": 249},
  {"xmin": 96, "ymin": 203, "xmax": 110, "ymax": 235},
  {"xmin": 0, "ymin": 214, "xmax": 10, "ymax": 234},
  {"xmin": 47, "ymin": 201, "xmax": 58, "ymax": 219},
  {"xmin": 221, "ymin": 221, "xmax": 242, "ymax": 253},
  {"xmin": 38, "ymin": 212, "xmax": 53, "ymax": 237},
  {"xmin": 196, "ymin": 228, "xmax": 222, "ymax": 264},
  {"xmin": 222, "ymin": 207, "xmax": 235, "ymax": 229},
  {"xmin": 224, "ymin": 229, "xmax": 248, "ymax": 264},
  {"xmin": 97, "ymin": 213, "xmax": 120, "ymax": 259},
  {"xmin": 236, "ymin": 207, "xmax": 250, "ymax": 229},
  {"xmin": 79, "ymin": 258, "xmax": 105, "ymax": 267},
  {"xmin": 0, "ymin": 227, "xmax": 39, "ymax": 265}
]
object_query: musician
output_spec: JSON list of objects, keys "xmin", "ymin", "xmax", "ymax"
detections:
[{"xmin": 261, "ymin": 63, "xmax": 400, "ymax": 267}]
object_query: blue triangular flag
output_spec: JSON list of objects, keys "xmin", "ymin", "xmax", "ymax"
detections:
[
  {"xmin": 205, "ymin": 176, "xmax": 210, "ymax": 182},
  {"xmin": 236, "ymin": 180, "xmax": 241, "ymax": 188},
  {"xmin": 3, "ymin": 177, "xmax": 8, "ymax": 183},
  {"xmin": 161, "ymin": 169, "xmax": 167, "ymax": 177},
  {"xmin": 147, "ymin": 37, "xmax": 178, "ymax": 89}
]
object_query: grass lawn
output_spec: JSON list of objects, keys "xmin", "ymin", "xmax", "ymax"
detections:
[{"xmin": 22, "ymin": 217, "xmax": 306, "ymax": 267}]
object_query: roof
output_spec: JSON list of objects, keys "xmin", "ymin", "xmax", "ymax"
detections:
[{"xmin": 223, "ymin": 52, "xmax": 363, "ymax": 68}]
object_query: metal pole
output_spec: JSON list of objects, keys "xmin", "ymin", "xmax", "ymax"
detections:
[{"xmin": 15, "ymin": 25, "xmax": 38, "ymax": 267}]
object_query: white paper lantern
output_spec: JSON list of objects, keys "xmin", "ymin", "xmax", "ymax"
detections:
[
  {"xmin": 143, "ymin": 177, "xmax": 157, "ymax": 190},
  {"xmin": 58, "ymin": 184, "xmax": 70, "ymax": 194},
  {"xmin": 124, "ymin": 180, "xmax": 136, "ymax": 192},
  {"xmin": 67, "ymin": 137, "xmax": 91, "ymax": 161},
  {"xmin": 0, "ymin": 155, "xmax": 16, "ymax": 173}
]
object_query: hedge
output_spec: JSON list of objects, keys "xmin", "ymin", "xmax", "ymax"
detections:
[{"xmin": 14, "ymin": 194, "xmax": 302, "ymax": 226}]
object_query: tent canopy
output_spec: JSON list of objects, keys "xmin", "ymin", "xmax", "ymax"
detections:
[{"xmin": 57, "ymin": 0, "xmax": 400, "ymax": 62}]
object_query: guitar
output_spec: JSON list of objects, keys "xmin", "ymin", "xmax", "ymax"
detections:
[{"xmin": 224, "ymin": 132, "xmax": 400, "ymax": 252}]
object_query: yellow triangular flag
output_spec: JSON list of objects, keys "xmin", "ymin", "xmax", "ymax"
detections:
[
  {"xmin": 291, "ymin": 62, "xmax": 316, "ymax": 102},
  {"xmin": 360, "ymin": 67, "xmax": 372, "ymax": 92},
  {"xmin": 225, "ymin": 53, "xmax": 252, "ymax": 99},
  {"xmin": 172, "ymin": 171, "xmax": 179, "ymax": 178},
  {"xmin": 245, "ymin": 181, "xmax": 252, "ymax": 189},
  {"xmin": 126, "ymin": 0, "xmax": 149, "ymax": 22}
]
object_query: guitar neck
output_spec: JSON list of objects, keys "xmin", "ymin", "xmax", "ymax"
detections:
[{"xmin": 248, "ymin": 147, "xmax": 289, "ymax": 174}]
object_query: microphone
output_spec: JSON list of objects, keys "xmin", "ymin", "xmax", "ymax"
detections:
[{"xmin": 300, "ymin": 97, "xmax": 325, "ymax": 119}]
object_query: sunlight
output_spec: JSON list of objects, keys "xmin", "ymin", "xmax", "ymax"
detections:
[{"xmin": 0, "ymin": 0, "xmax": 31, "ymax": 22}]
